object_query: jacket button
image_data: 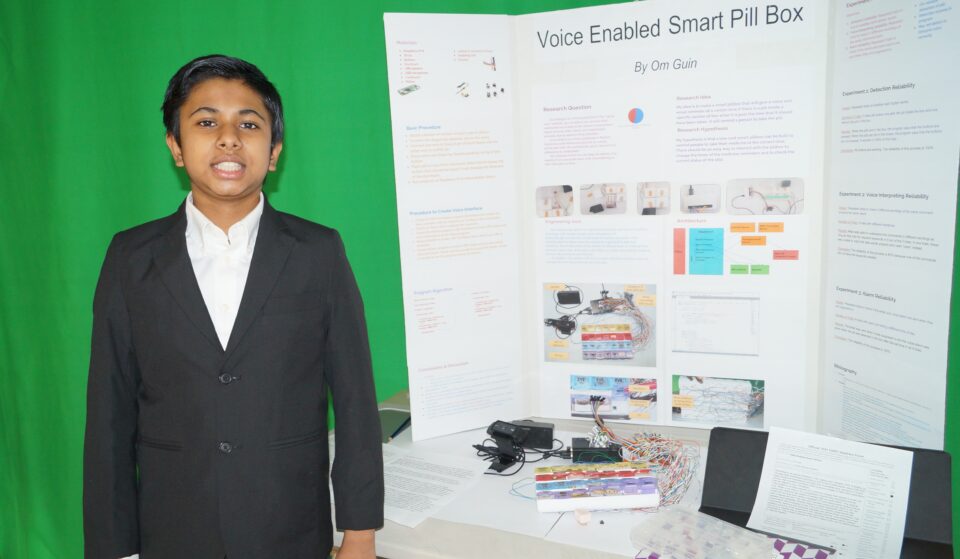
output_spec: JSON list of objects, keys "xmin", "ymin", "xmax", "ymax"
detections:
[
  {"xmin": 218, "ymin": 441, "xmax": 234, "ymax": 454},
  {"xmin": 218, "ymin": 372, "xmax": 234, "ymax": 384}
]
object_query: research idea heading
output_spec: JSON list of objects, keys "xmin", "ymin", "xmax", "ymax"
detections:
[{"xmin": 536, "ymin": 4, "xmax": 806, "ymax": 48}]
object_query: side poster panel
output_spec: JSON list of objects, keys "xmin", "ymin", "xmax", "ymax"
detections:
[
  {"xmin": 820, "ymin": 0, "xmax": 960, "ymax": 449},
  {"xmin": 384, "ymin": 14, "xmax": 526, "ymax": 440}
]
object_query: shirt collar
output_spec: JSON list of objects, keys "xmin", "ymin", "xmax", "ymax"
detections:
[{"xmin": 185, "ymin": 192, "xmax": 264, "ymax": 252}]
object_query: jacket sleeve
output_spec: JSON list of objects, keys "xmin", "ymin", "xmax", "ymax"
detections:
[
  {"xmin": 83, "ymin": 236, "xmax": 140, "ymax": 557},
  {"xmin": 323, "ymin": 232, "xmax": 385, "ymax": 531}
]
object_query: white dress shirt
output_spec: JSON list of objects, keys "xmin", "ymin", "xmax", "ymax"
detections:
[
  {"xmin": 184, "ymin": 192, "xmax": 263, "ymax": 350},
  {"xmin": 117, "ymin": 194, "xmax": 263, "ymax": 559}
]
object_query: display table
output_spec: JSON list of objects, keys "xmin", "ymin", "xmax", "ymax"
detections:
[{"xmin": 334, "ymin": 407, "xmax": 711, "ymax": 559}]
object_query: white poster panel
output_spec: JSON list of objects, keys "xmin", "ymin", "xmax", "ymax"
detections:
[
  {"xmin": 820, "ymin": 0, "xmax": 960, "ymax": 449},
  {"xmin": 384, "ymin": 14, "xmax": 526, "ymax": 440}
]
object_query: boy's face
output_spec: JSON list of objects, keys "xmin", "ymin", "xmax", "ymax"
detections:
[{"xmin": 165, "ymin": 78, "xmax": 282, "ymax": 205}]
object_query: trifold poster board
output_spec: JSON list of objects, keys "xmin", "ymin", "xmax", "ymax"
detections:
[{"xmin": 383, "ymin": 0, "xmax": 960, "ymax": 448}]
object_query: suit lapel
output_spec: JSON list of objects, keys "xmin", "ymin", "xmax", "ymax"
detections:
[
  {"xmin": 153, "ymin": 204, "xmax": 224, "ymax": 352},
  {"xmin": 224, "ymin": 199, "xmax": 294, "ymax": 359}
]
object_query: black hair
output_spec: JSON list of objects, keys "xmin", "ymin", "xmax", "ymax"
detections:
[{"xmin": 162, "ymin": 54, "xmax": 284, "ymax": 148}]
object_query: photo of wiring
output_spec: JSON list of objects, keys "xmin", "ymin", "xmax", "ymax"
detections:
[
  {"xmin": 672, "ymin": 375, "xmax": 765, "ymax": 428},
  {"xmin": 543, "ymin": 283, "xmax": 656, "ymax": 367},
  {"xmin": 570, "ymin": 375, "xmax": 657, "ymax": 422},
  {"xmin": 727, "ymin": 178, "xmax": 804, "ymax": 215}
]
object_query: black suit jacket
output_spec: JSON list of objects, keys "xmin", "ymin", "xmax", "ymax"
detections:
[{"xmin": 83, "ymin": 199, "xmax": 384, "ymax": 558}]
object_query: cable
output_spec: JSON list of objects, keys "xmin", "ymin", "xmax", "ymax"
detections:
[
  {"xmin": 589, "ymin": 397, "xmax": 700, "ymax": 507},
  {"xmin": 509, "ymin": 479, "xmax": 537, "ymax": 500},
  {"xmin": 788, "ymin": 197, "xmax": 804, "ymax": 214},
  {"xmin": 472, "ymin": 438, "xmax": 569, "ymax": 476},
  {"xmin": 729, "ymin": 195, "xmax": 756, "ymax": 214}
]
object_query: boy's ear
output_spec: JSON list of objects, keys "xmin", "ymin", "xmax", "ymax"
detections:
[
  {"xmin": 165, "ymin": 133, "xmax": 184, "ymax": 167},
  {"xmin": 268, "ymin": 141, "xmax": 283, "ymax": 172}
]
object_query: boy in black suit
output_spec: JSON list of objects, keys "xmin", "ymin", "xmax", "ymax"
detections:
[{"xmin": 83, "ymin": 55, "xmax": 383, "ymax": 559}]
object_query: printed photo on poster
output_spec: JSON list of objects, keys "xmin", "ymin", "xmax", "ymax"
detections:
[
  {"xmin": 580, "ymin": 183, "xmax": 626, "ymax": 215},
  {"xmin": 543, "ymin": 283, "xmax": 656, "ymax": 367},
  {"xmin": 570, "ymin": 375, "xmax": 657, "ymax": 421},
  {"xmin": 727, "ymin": 178, "xmax": 804, "ymax": 215},
  {"xmin": 536, "ymin": 185, "xmax": 575, "ymax": 217},
  {"xmin": 638, "ymin": 181, "xmax": 670, "ymax": 216},
  {"xmin": 672, "ymin": 375, "xmax": 764, "ymax": 428}
]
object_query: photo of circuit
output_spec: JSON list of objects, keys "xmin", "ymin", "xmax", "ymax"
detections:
[
  {"xmin": 671, "ymin": 375, "xmax": 764, "ymax": 428},
  {"xmin": 727, "ymin": 178, "xmax": 804, "ymax": 215},
  {"xmin": 543, "ymin": 283, "xmax": 656, "ymax": 367},
  {"xmin": 570, "ymin": 375, "xmax": 657, "ymax": 421}
]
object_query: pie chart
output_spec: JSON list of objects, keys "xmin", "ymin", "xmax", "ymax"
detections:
[{"xmin": 628, "ymin": 108, "xmax": 644, "ymax": 123}]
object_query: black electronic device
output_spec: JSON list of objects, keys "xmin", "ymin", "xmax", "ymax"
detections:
[
  {"xmin": 486, "ymin": 420, "xmax": 555, "ymax": 450},
  {"xmin": 512, "ymin": 419, "xmax": 556, "ymax": 450},
  {"xmin": 544, "ymin": 316, "xmax": 576, "ymax": 336},
  {"xmin": 556, "ymin": 290, "xmax": 582, "ymax": 306},
  {"xmin": 571, "ymin": 437, "xmax": 622, "ymax": 463},
  {"xmin": 589, "ymin": 298, "xmax": 616, "ymax": 314},
  {"xmin": 589, "ymin": 204, "xmax": 605, "ymax": 213},
  {"xmin": 481, "ymin": 420, "xmax": 557, "ymax": 473}
]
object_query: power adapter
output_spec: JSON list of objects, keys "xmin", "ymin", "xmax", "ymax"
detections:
[
  {"xmin": 487, "ymin": 420, "xmax": 555, "ymax": 450},
  {"xmin": 512, "ymin": 420, "xmax": 555, "ymax": 450}
]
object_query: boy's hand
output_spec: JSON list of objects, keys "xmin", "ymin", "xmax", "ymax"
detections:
[{"xmin": 336, "ymin": 529, "xmax": 376, "ymax": 559}]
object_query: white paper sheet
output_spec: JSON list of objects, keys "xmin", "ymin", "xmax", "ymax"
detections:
[
  {"xmin": 428, "ymin": 428, "xmax": 576, "ymax": 538},
  {"xmin": 747, "ymin": 427, "xmax": 913, "ymax": 558},
  {"xmin": 378, "ymin": 423, "xmax": 565, "ymax": 538},
  {"xmin": 381, "ymin": 443, "xmax": 486, "ymax": 528}
]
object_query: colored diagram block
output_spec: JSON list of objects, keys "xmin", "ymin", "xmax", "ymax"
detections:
[
  {"xmin": 730, "ymin": 264, "xmax": 749, "ymax": 275},
  {"xmin": 673, "ymin": 228, "xmax": 686, "ymax": 275},
  {"xmin": 773, "ymin": 250, "xmax": 799, "ymax": 260},
  {"xmin": 689, "ymin": 228, "xmax": 723, "ymax": 275},
  {"xmin": 741, "ymin": 236, "xmax": 767, "ymax": 246},
  {"xmin": 750, "ymin": 265, "xmax": 770, "ymax": 275},
  {"xmin": 759, "ymin": 222, "xmax": 784, "ymax": 233},
  {"xmin": 730, "ymin": 222, "xmax": 756, "ymax": 233}
]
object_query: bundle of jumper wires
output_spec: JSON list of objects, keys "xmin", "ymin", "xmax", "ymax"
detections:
[{"xmin": 589, "ymin": 396, "xmax": 700, "ymax": 507}]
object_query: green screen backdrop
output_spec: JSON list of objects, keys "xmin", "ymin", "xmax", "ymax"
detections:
[{"xmin": 0, "ymin": 1, "xmax": 956, "ymax": 556}]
